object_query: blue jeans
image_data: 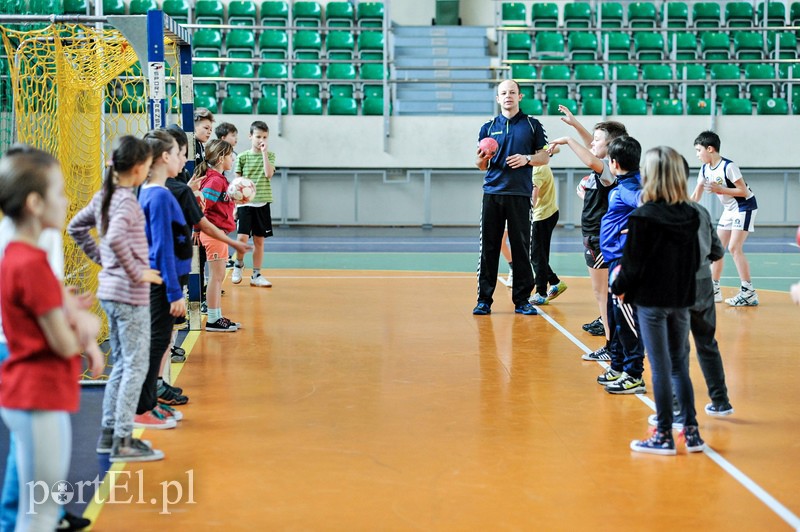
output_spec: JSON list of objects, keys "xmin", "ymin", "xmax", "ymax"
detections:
[{"xmin": 637, "ymin": 306, "xmax": 698, "ymax": 433}]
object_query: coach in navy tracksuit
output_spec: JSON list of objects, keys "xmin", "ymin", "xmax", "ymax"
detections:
[{"xmin": 474, "ymin": 79, "xmax": 549, "ymax": 316}]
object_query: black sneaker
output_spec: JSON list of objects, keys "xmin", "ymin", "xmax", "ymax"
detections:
[
  {"xmin": 605, "ymin": 373, "xmax": 647, "ymax": 394},
  {"xmin": 56, "ymin": 511, "xmax": 91, "ymax": 531},
  {"xmin": 582, "ymin": 345, "xmax": 610, "ymax": 361},
  {"xmin": 472, "ymin": 302, "xmax": 491, "ymax": 315},
  {"xmin": 585, "ymin": 321, "xmax": 605, "ymax": 336},
  {"xmin": 164, "ymin": 382, "xmax": 183, "ymax": 395},
  {"xmin": 596, "ymin": 368, "xmax": 623, "ymax": 385},
  {"xmin": 582, "ymin": 316, "xmax": 601, "ymax": 331},
  {"xmin": 157, "ymin": 384, "xmax": 189, "ymax": 405},
  {"xmin": 630, "ymin": 430, "xmax": 676, "ymax": 455},
  {"xmin": 96, "ymin": 427, "xmax": 113, "ymax": 454},
  {"xmin": 514, "ymin": 302, "xmax": 538, "ymax": 315},
  {"xmin": 705, "ymin": 402, "xmax": 734, "ymax": 416},
  {"xmin": 200, "ymin": 301, "xmax": 208, "ymax": 315},
  {"xmin": 205, "ymin": 317, "xmax": 237, "ymax": 332}
]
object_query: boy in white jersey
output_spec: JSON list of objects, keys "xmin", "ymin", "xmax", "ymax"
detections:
[{"xmin": 691, "ymin": 131, "xmax": 758, "ymax": 307}]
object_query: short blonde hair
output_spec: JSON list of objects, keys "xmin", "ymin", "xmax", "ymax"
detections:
[{"xmin": 641, "ymin": 146, "xmax": 689, "ymax": 204}]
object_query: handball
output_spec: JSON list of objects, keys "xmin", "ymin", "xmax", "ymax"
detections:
[
  {"xmin": 227, "ymin": 177, "xmax": 256, "ymax": 205},
  {"xmin": 479, "ymin": 137, "xmax": 499, "ymax": 156}
]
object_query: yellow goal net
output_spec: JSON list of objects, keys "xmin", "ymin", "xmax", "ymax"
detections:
[{"xmin": 0, "ymin": 20, "xmax": 183, "ymax": 381}]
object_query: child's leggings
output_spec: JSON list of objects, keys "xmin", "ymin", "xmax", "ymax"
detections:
[
  {"xmin": 100, "ymin": 300, "xmax": 151, "ymax": 438},
  {"xmin": 0, "ymin": 409, "xmax": 70, "ymax": 532}
]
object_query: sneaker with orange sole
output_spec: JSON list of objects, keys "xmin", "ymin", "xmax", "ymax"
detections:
[{"xmin": 134, "ymin": 409, "xmax": 177, "ymax": 430}]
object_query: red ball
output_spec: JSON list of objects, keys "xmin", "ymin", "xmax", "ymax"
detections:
[{"xmin": 479, "ymin": 137, "xmax": 499, "ymax": 156}]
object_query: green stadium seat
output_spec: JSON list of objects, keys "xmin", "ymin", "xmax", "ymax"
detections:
[
  {"xmin": 225, "ymin": 62, "xmax": 255, "ymax": 97},
  {"xmin": 567, "ymin": 32, "xmax": 598, "ymax": 61},
  {"xmin": 662, "ymin": 1, "xmax": 689, "ymax": 28},
  {"xmin": 548, "ymin": 97, "xmax": 577, "ymax": 115},
  {"xmin": 326, "ymin": 31, "xmax": 355, "ymax": 59},
  {"xmin": 506, "ymin": 33, "xmax": 532, "ymax": 60},
  {"xmin": 599, "ymin": 2, "xmax": 624, "ymax": 28},
  {"xmin": 721, "ymin": 97, "xmax": 752, "ymax": 114},
  {"xmin": 534, "ymin": 32, "xmax": 565, "ymax": 58},
  {"xmin": 193, "ymin": 62, "xmax": 220, "ymax": 97},
  {"xmin": 294, "ymin": 1, "xmax": 322, "ymax": 27},
  {"xmin": 162, "ymin": 0, "xmax": 190, "ymax": 24},
  {"xmin": 794, "ymin": 98, "xmax": 800, "ymax": 115},
  {"xmin": 668, "ymin": 32, "xmax": 698, "ymax": 61},
  {"xmin": 103, "ymin": 0, "xmax": 126, "ymax": 15},
  {"xmin": 193, "ymin": 28, "xmax": 223, "ymax": 57},
  {"xmin": 710, "ymin": 63, "xmax": 741, "ymax": 101},
  {"xmin": 359, "ymin": 63, "xmax": 385, "ymax": 81},
  {"xmin": 519, "ymin": 98, "xmax": 543, "ymax": 115},
  {"xmin": 634, "ymin": 32, "xmax": 665, "ymax": 60},
  {"xmin": 733, "ymin": 32, "xmax": 765, "ymax": 60},
  {"xmin": 582, "ymin": 98, "xmax": 612, "ymax": 115},
  {"xmin": 357, "ymin": 2, "xmax": 384, "ymax": 28},
  {"xmin": 628, "ymin": 2, "xmax": 657, "ymax": 28},
  {"xmin": 362, "ymin": 97, "xmax": 385, "ymax": 115},
  {"xmin": 501, "ymin": 2, "xmax": 527, "ymax": 26},
  {"xmin": 328, "ymin": 97, "xmax": 358, "ymax": 115},
  {"xmin": 259, "ymin": 30, "xmax": 288, "ymax": 59},
  {"xmin": 756, "ymin": 96, "xmax": 788, "ymax": 114},
  {"xmin": 617, "ymin": 97, "xmax": 648, "ymax": 114},
  {"xmin": 261, "ymin": 1, "xmax": 289, "ymax": 26},
  {"xmin": 225, "ymin": 29, "xmax": 256, "ymax": 58},
  {"xmin": 358, "ymin": 31, "xmax": 384, "ymax": 60},
  {"xmin": 327, "ymin": 63, "xmax": 357, "ymax": 98},
  {"xmin": 792, "ymin": 1, "xmax": 800, "ymax": 32},
  {"xmin": 257, "ymin": 94, "xmax": 287, "ymax": 114},
  {"xmin": 652, "ymin": 98, "xmax": 683, "ymax": 115},
  {"xmin": 517, "ymin": 84, "xmax": 536, "ymax": 101},
  {"xmin": 677, "ymin": 64, "xmax": 707, "ymax": 99},
  {"xmin": 221, "ymin": 95, "xmax": 253, "ymax": 114},
  {"xmin": 603, "ymin": 32, "xmax": 631, "ymax": 61},
  {"xmin": 228, "ymin": 1, "xmax": 257, "ymax": 26},
  {"xmin": 767, "ymin": 31, "xmax": 798, "ymax": 58},
  {"xmin": 687, "ymin": 98, "xmax": 713, "ymax": 114},
  {"xmin": 293, "ymin": 96, "xmax": 323, "ymax": 114},
  {"xmin": 258, "ymin": 62, "xmax": 288, "ymax": 102},
  {"xmin": 575, "ymin": 64, "xmax": 605, "ymax": 100},
  {"xmin": 195, "ymin": 0, "xmax": 225, "ymax": 25},
  {"xmin": 612, "ymin": 64, "xmax": 639, "ymax": 100},
  {"xmin": 63, "ymin": 0, "xmax": 87, "ymax": 14},
  {"xmin": 642, "ymin": 64, "xmax": 673, "ymax": 101},
  {"xmin": 756, "ymin": 2, "xmax": 786, "ymax": 26},
  {"xmin": 693, "ymin": 2, "xmax": 720, "ymax": 28},
  {"xmin": 531, "ymin": 2, "xmax": 558, "ymax": 27},
  {"xmin": 700, "ymin": 32, "xmax": 730, "ymax": 60},
  {"xmin": 725, "ymin": 2, "xmax": 754, "ymax": 27},
  {"xmin": 128, "ymin": 0, "xmax": 156, "ymax": 15},
  {"xmin": 541, "ymin": 65, "xmax": 571, "ymax": 101},
  {"xmin": 511, "ymin": 64, "xmax": 537, "ymax": 81},
  {"xmin": 294, "ymin": 30, "xmax": 323, "ymax": 59},
  {"xmin": 563, "ymin": 2, "xmax": 592, "ymax": 28},
  {"xmin": 744, "ymin": 63, "xmax": 776, "ymax": 101},
  {"xmin": 326, "ymin": 1, "xmax": 355, "ymax": 27},
  {"xmin": 194, "ymin": 95, "xmax": 218, "ymax": 113},
  {"xmin": 293, "ymin": 62, "xmax": 323, "ymax": 98},
  {"xmin": 363, "ymin": 85, "xmax": 383, "ymax": 99}
]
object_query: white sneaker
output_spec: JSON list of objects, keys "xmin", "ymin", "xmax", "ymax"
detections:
[
  {"xmin": 231, "ymin": 266, "xmax": 243, "ymax": 284},
  {"xmin": 713, "ymin": 286, "xmax": 722, "ymax": 303},
  {"xmin": 725, "ymin": 289, "xmax": 758, "ymax": 307},
  {"xmin": 250, "ymin": 274, "xmax": 272, "ymax": 287},
  {"xmin": 500, "ymin": 271, "xmax": 513, "ymax": 287}
]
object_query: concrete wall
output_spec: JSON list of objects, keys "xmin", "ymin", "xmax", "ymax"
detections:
[{"xmin": 219, "ymin": 114, "xmax": 800, "ymax": 170}]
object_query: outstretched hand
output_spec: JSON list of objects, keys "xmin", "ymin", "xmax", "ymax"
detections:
[{"xmin": 558, "ymin": 104, "xmax": 577, "ymax": 126}]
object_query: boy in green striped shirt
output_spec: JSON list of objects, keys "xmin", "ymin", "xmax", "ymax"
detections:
[{"xmin": 231, "ymin": 121, "xmax": 276, "ymax": 287}]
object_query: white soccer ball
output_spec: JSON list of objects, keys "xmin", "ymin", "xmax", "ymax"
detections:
[{"xmin": 227, "ymin": 177, "xmax": 256, "ymax": 205}]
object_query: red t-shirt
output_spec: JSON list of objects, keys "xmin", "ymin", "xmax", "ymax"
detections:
[
  {"xmin": 0, "ymin": 241, "xmax": 80, "ymax": 412},
  {"xmin": 200, "ymin": 168, "xmax": 236, "ymax": 233}
]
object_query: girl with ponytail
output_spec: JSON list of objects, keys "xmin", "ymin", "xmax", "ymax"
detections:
[{"xmin": 68, "ymin": 135, "xmax": 165, "ymax": 463}]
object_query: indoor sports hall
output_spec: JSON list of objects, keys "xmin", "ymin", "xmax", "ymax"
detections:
[{"xmin": 1, "ymin": 0, "xmax": 800, "ymax": 530}]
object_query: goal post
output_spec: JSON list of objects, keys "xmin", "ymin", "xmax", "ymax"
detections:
[{"xmin": 0, "ymin": 11, "xmax": 199, "ymax": 381}]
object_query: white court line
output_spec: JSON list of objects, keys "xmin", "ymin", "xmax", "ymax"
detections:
[{"xmin": 535, "ymin": 306, "xmax": 800, "ymax": 530}]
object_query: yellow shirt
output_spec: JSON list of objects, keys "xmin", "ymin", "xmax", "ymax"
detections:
[{"xmin": 532, "ymin": 165, "xmax": 558, "ymax": 221}]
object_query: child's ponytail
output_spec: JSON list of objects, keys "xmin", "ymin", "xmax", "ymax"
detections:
[{"xmin": 101, "ymin": 136, "xmax": 151, "ymax": 235}]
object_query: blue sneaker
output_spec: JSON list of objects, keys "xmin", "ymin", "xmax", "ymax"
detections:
[
  {"xmin": 514, "ymin": 302, "xmax": 538, "ymax": 315},
  {"xmin": 681, "ymin": 426, "xmax": 706, "ymax": 453},
  {"xmin": 472, "ymin": 302, "xmax": 491, "ymax": 315},
  {"xmin": 529, "ymin": 293, "xmax": 548, "ymax": 305},
  {"xmin": 630, "ymin": 430, "xmax": 676, "ymax": 456}
]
